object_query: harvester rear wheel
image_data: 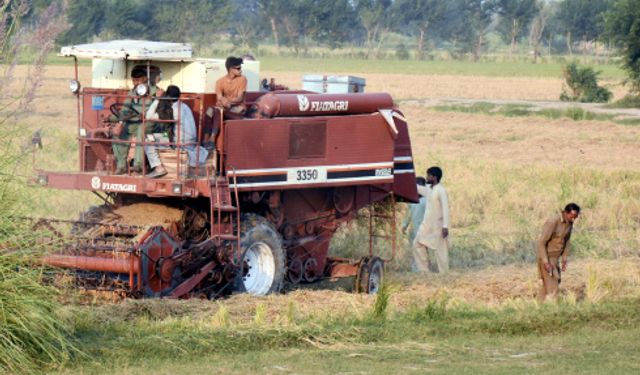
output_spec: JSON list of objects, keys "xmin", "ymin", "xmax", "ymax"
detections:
[
  {"xmin": 356, "ymin": 256, "xmax": 384, "ymax": 294},
  {"xmin": 234, "ymin": 214, "xmax": 285, "ymax": 296}
]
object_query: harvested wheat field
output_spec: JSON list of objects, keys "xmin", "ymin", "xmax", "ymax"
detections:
[
  {"xmin": 404, "ymin": 105, "xmax": 640, "ymax": 169},
  {"xmin": 82, "ymin": 258, "xmax": 640, "ymax": 326},
  {"xmin": 17, "ymin": 62, "xmax": 640, "ymax": 306}
]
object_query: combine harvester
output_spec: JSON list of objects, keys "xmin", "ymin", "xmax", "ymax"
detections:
[{"xmin": 33, "ymin": 40, "xmax": 418, "ymax": 298}]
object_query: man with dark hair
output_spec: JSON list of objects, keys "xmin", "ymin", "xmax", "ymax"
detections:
[
  {"xmin": 110, "ymin": 65, "xmax": 163, "ymax": 174},
  {"xmin": 414, "ymin": 166, "xmax": 450, "ymax": 273},
  {"xmin": 536, "ymin": 202, "xmax": 581, "ymax": 302},
  {"xmin": 144, "ymin": 85, "xmax": 208, "ymax": 178},
  {"xmin": 403, "ymin": 177, "xmax": 429, "ymax": 271},
  {"xmin": 216, "ymin": 56, "xmax": 247, "ymax": 114},
  {"xmin": 203, "ymin": 57, "xmax": 248, "ymax": 148}
]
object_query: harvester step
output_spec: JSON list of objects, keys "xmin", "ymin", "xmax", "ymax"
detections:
[
  {"xmin": 213, "ymin": 234, "xmax": 239, "ymax": 241},
  {"xmin": 213, "ymin": 204, "xmax": 237, "ymax": 212}
]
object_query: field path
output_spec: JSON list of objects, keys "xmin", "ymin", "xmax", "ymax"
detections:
[{"xmin": 402, "ymin": 97, "xmax": 640, "ymax": 118}]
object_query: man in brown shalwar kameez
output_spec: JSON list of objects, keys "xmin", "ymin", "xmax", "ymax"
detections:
[{"xmin": 536, "ymin": 203, "xmax": 580, "ymax": 303}]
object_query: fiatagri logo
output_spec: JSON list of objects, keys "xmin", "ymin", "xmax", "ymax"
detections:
[
  {"xmin": 297, "ymin": 95, "xmax": 348, "ymax": 112},
  {"xmin": 91, "ymin": 176, "xmax": 137, "ymax": 193}
]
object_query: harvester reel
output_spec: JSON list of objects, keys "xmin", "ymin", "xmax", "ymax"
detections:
[
  {"xmin": 235, "ymin": 214, "xmax": 286, "ymax": 296},
  {"xmin": 356, "ymin": 256, "xmax": 384, "ymax": 294},
  {"xmin": 139, "ymin": 226, "xmax": 182, "ymax": 297}
]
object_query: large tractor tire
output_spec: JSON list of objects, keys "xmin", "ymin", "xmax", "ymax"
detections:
[{"xmin": 234, "ymin": 214, "xmax": 286, "ymax": 296}]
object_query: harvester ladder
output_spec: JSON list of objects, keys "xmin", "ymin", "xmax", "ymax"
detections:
[
  {"xmin": 368, "ymin": 191, "xmax": 397, "ymax": 262},
  {"xmin": 209, "ymin": 173, "xmax": 241, "ymax": 261}
]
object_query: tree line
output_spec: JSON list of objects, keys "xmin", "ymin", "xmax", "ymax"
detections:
[{"xmin": 8, "ymin": 0, "xmax": 640, "ymax": 92}]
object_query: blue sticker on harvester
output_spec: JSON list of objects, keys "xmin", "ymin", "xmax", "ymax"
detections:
[{"xmin": 91, "ymin": 96, "xmax": 104, "ymax": 110}]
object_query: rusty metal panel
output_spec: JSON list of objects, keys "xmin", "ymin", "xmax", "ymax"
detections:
[{"xmin": 289, "ymin": 121, "xmax": 326, "ymax": 159}]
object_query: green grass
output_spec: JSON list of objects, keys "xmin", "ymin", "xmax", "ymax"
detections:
[
  {"xmin": 50, "ymin": 297, "xmax": 640, "ymax": 374},
  {"xmin": 39, "ymin": 51, "xmax": 625, "ymax": 79},
  {"xmin": 259, "ymin": 57, "xmax": 625, "ymax": 79},
  {"xmin": 434, "ymin": 102, "xmax": 640, "ymax": 126},
  {"xmin": 72, "ymin": 327, "xmax": 639, "ymax": 374},
  {"xmin": 606, "ymin": 94, "xmax": 640, "ymax": 108}
]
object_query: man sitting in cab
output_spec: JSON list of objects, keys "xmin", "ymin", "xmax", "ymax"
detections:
[{"xmin": 110, "ymin": 65, "xmax": 163, "ymax": 174}]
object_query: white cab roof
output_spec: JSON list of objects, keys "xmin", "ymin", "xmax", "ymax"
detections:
[{"xmin": 59, "ymin": 40, "xmax": 193, "ymax": 61}]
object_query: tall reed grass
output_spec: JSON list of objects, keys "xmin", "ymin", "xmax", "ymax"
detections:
[{"xmin": 0, "ymin": 253, "xmax": 78, "ymax": 373}]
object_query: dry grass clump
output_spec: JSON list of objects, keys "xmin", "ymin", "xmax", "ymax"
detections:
[{"xmin": 112, "ymin": 203, "xmax": 183, "ymax": 227}]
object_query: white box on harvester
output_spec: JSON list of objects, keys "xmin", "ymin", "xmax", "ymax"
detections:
[{"xmin": 302, "ymin": 75, "xmax": 366, "ymax": 93}]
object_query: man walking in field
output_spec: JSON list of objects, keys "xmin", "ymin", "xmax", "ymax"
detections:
[
  {"xmin": 536, "ymin": 203, "xmax": 580, "ymax": 303},
  {"xmin": 414, "ymin": 167, "xmax": 450, "ymax": 273}
]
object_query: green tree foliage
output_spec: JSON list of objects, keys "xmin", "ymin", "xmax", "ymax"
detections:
[
  {"xmin": 560, "ymin": 62, "xmax": 612, "ymax": 102},
  {"xmin": 58, "ymin": 0, "xmax": 106, "ymax": 44},
  {"xmin": 103, "ymin": 0, "xmax": 149, "ymax": 39},
  {"xmin": 306, "ymin": 0, "xmax": 356, "ymax": 49},
  {"xmin": 605, "ymin": 0, "xmax": 640, "ymax": 94},
  {"xmin": 555, "ymin": 0, "xmax": 609, "ymax": 55},
  {"xmin": 255, "ymin": 0, "xmax": 288, "ymax": 53},
  {"xmin": 152, "ymin": 0, "xmax": 233, "ymax": 45},
  {"xmin": 395, "ymin": 0, "xmax": 447, "ymax": 60},
  {"xmin": 495, "ymin": 0, "xmax": 538, "ymax": 57},
  {"xmin": 452, "ymin": 0, "xmax": 497, "ymax": 61},
  {"xmin": 356, "ymin": 0, "xmax": 394, "ymax": 58}
]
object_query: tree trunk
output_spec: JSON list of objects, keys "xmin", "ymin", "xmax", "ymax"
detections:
[
  {"xmin": 283, "ymin": 17, "xmax": 299, "ymax": 55},
  {"xmin": 365, "ymin": 28, "xmax": 373, "ymax": 59},
  {"xmin": 474, "ymin": 33, "xmax": 483, "ymax": 62},
  {"xmin": 269, "ymin": 17, "xmax": 280, "ymax": 55},
  {"xmin": 510, "ymin": 19, "xmax": 518, "ymax": 59},
  {"xmin": 566, "ymin": 31, "xmax": 572, "ymax": 56},
  {"xmin": 416, "ymin": 26, "xmax": 426, "ymax": 60},
  {"xmin": 374, "ymin": 29, "xmax": 388, "ymax": 59}
]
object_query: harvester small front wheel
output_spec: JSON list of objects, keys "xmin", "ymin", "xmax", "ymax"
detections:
[
  {"xmin": 234, "ymin": 214, "xmax": 285, "ymax": 296},
  {"xmin": 356, "ymin": 256, "xmax": 384, "ymax": 294}
]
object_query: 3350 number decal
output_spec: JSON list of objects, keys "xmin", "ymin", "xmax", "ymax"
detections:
[
  {"xmin": 288, "ymin": 167, "xmax": 327, "ymax": 184},
  {"xmin": 296, "ymin": 169, "xmax": 319, "ymax": 181}
]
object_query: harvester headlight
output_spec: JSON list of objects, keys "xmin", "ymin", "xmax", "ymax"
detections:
[
  {"xmin": 79, "ymin": 128, "xmax": 87, "ymax": 137},
  {"xmin": 69, "ymin": 79, "xmax": 81, "ymax": 94},
  {"xmin": 135, "ymin": 83, "xmax": 149, "ymax": 97},
  {"xmin": 37, "ymin": 174, "xmax": 48, "ymax": 186},
  {"xmin": 172, "ymin": 182, "xmax": 182, "ymax": 194}
]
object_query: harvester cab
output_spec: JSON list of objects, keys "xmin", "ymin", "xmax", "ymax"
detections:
[{"xmin": 34, "ymin": 40, "xmax": 419, "ymax": 299}]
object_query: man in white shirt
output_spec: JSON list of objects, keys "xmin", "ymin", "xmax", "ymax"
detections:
[
  {"xmin": 414, "ymin": 166, "xmax": 451, "ymax": 273},
  {"xmin": 145, "ymin": 85, "xmax": 208, "ymax": 178},
  {"xmin": 402, "ymin": 176, "xmax": 428, "ymax": 271}
]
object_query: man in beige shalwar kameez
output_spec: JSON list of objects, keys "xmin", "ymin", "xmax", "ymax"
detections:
[{"xmin": 414, "ymin": 166, "xmax": 450, "ymax": 273}]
